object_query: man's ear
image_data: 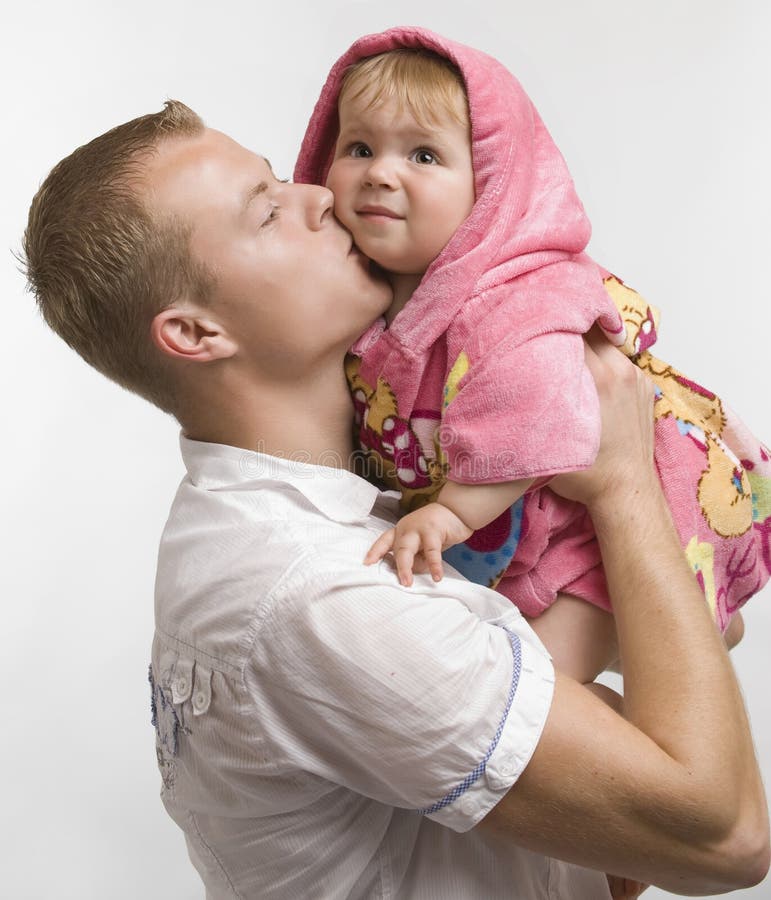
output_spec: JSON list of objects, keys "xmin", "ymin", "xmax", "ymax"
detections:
[{"xmin": 151, "ymin": 307, "xmax": 237, "ymax": 362}]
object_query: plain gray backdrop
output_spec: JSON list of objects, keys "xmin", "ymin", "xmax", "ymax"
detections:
[{"xmin": 3, "ymin": 1, "xmax": 769, "ymax": 897}]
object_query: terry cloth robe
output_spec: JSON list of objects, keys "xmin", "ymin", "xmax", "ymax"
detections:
[{"xmin": 294, "ymin": 26, "xmax": 771, "ymax": 630}]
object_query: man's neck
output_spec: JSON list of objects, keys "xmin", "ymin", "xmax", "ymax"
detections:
[
  {"xmin": 179, "ymin": 359, "xmax": 358, "ymax": 471},
  {"xmin": 384, "ymin": 272, "xmax": 423, "ymax": 326}
]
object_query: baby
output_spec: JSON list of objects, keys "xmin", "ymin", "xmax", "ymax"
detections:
[{"xmin": 295, "ymin": 27, "xmax": 770, "ymax": 681}]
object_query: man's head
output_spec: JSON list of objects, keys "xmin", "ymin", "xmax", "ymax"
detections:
[
  {"xmin": 326, "ymin": 50, "xmax": 475, "ymax": 276},
  {"xmin": 142, "ymin": 127, "xmax": 390, "ymax": 391},
  {"xmin": 23, "ymin": 102, "xmax": 390, "ymax": 421},
  {"xmin": 23, "ymin": 101, "xmax": 212, "ymax": 414}
]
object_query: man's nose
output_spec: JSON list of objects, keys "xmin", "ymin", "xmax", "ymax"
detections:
[{"xmin": 301, "ymin": 183, "xmax": 334, "ymax": 229}]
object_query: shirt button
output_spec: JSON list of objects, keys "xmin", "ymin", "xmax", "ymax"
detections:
[
  {"xmin": 460, "ymin": 797, "xmax": 476, "ymax": 816},
  {"xmin": 194, "ymin": 692, "xmax": 206, "ymax": 709},
  {"xmin": 499, "ymin": 761, "xmax": 515, "ymax": 777},
  {"xmin": 176, "ymin": 678, "xmax": 187, "ymax": 693}
]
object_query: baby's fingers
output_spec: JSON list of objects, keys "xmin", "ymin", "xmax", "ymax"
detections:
[
  {"xmin": 421, "ymin": 538, "xmax": 445, "ymax": 583},
  {"xmin": 394, "ymin": 541, "xmax": 421, "ymax": 587},
  {"xmin": 364, "ymin": 529, "xmax": 395, "ymax": 565}
]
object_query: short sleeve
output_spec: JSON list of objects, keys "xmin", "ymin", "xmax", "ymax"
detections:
[
  {"xmin": 441, "ymin": 330, "xmax": 601, "ymax": 483},
  {"xmin": 246, "ymin": 551, "xmax": 555, "ymax": 832}
]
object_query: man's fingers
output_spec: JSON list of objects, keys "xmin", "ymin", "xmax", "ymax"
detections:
[
  {"xmin": 583, "ymin": 323, "xmax": 624, "ymax": 374},
  {"xmin": 583, "ymin": 323, "xmax": 608, "ymax": 355},
  {"xmin": 606, "ymin": 874, "xmax": 649, "ymax": 899}
]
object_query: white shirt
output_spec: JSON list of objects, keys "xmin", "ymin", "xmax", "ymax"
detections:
[{"xmin": 150, "ymin": 436, "xmax": 611, "ymax": 899}]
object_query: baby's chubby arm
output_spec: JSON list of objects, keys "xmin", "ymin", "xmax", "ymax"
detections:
[{"xmin": 364, "ymin": 478, "xmax": 532, "ymax": 586}]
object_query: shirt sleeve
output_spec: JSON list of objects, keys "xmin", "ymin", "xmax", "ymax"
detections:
[
  {"xmin": 245, "ymin": 549, "xmax": 555, "ymax": 832},
  {"xmin": 441, "ymin": 329, "xmax": 602, "ymax": 483}
]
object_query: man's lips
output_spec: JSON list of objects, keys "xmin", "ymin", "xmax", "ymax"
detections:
[{"xmin": 347, "ymin": 239, "xmax": 369, "ymax": 265}]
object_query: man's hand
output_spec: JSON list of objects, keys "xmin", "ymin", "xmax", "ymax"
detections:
[
  {"xmin": 364, "ymin": 503, "xmax": 473, "ymax": 586},
  {"xmin": 606, "ymin": 874, "xmax": 648, "ymax": 899},
  {"xmin": 549, "ymin": 326, "xmax": 657, "ymax": 510}
]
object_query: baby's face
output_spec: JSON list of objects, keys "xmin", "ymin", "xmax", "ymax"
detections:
[{"xmin": 327, "ymin": 92, "xmax": 475, "ymax": 276}]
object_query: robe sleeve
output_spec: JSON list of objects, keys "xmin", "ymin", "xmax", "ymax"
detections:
[{"xmin": 440, "ymin": 329, "xmax": 601, "ymax": 484}]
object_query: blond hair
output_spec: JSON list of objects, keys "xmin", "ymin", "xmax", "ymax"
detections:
[
  {"xmin": 22, "ymin": 100, "xmax": 212, "ymax": 415},
  {"xmin": 339, "ymin": 49, "xmax": 469, "ymax": 129}
]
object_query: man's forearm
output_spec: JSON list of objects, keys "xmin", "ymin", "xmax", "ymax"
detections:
[
  {"xmin": 485, "ymin": 480, "xmax": 769, "ymax": 892},
  {"xmin": 591, "ymin": 482, "xmax": 767, "ymax": 834},
  {"xmin": 591, "ymin": 485, "xmax": 752, "ymax": 787},
  {"xmin": 483, "ymin": 336, "xmax": 769, "ymax": 892}
]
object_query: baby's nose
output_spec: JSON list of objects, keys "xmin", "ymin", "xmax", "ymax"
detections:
[{"xmin": 363, "ymin": 157, "xmax": 397, "ymax": 189}]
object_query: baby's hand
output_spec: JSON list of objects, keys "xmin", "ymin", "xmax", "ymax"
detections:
[{"xmin": 364, "ymin": 503, "xmax": 473, "ymax": 586}]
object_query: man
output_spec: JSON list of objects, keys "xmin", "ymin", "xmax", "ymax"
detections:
[{"xmin": 23, "ymin": 101, "xmax": 769, "ymax": 898}]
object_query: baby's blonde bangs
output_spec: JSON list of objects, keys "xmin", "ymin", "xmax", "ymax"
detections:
[{"xmin": 339, "ymin": 49, "xmax": 469, "ymax": 130}]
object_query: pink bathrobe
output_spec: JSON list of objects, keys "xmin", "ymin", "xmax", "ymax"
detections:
[{"xmin": 295, "ymin": 26, "xmax": 771, "ymax": 629}]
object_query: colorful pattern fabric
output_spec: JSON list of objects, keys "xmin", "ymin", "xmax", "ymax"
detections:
[{"xmin": 295, "ymin": 26, "xmax": 771, "ymax": 629}]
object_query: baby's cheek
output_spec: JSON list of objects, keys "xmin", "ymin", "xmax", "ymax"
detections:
[
  {"xmin": 334, "ymin": 203, "xmax": 358, "ymax": 233},
  {"xmin": 327, "ymin": 171, "xmax": 354, "ymax": 224},
  {"xmin": 325, "ymin": 161, "xmax": 346, "ymax": 199},
  {"xmin": 332, "ymin": 202, "xmax": 362, "ymax": 242}
]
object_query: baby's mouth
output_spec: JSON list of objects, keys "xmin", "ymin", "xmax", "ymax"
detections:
[{"xmin": 357, "ymin": 205, "xmax": 403, "ymax": 221}]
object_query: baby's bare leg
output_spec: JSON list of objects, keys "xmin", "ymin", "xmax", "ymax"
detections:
[
  {"xmin": 526, "ymin": 593, "xmax": 618, "ymax": 683},
  {"xmin": 529, "ymin": 600, "xmax": 744, "ymax": 690},
  {"xmin": 724, "ymin": 611, "xmax": 745, "ymax": 650}
]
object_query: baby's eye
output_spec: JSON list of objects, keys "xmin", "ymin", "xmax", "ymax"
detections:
[
  {"xmin": 411, "ymin": 148, "xmax": 438, "ymax": 165},
  {"xmin": 348, "ymin": 143, "xmax": 373, "ymax": 159}
]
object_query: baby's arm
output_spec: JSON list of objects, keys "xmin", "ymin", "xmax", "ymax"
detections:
[{"xmin": 364, "ymin": 478, "xmax": 531, "ymax": 586}]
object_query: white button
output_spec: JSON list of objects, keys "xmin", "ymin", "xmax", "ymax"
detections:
[
  {"xmin": 194, "ymin": 692, "xmax": 206, "ymax": 708},
  {"xmin": 460, "ymin": 797, "xmax": 476, "ymax": 815},
  {"xmin": 499, "ymin": 761, "xmax": 515, "ymax": 777},
  {"xmin": 171, "ymin": 672, "xmax": 192, "ymax": 704}
]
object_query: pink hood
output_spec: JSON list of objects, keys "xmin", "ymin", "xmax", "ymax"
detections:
[
  {"xmin": 294, "ymin": 25, "xmax": 622, "ymax": 357},
  {"xmin": 295, "ymin": 26, "xmax": 625, "ymax": 485}
]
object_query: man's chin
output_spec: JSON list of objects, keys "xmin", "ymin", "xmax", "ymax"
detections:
[{"xmin": 347, "ymin": 246, "xmax": 392, "ymax": 317}]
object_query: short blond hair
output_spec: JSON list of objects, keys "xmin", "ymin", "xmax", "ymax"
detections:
[
  {"xmin": 339, "ymin": 49, "xmax": 469, "ymax": 130},
  {"xmin": 22, "ymin": 100, "xmax": 212, "ymax": 415}
]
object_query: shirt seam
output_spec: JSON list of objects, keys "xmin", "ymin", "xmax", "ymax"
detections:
[
  {"xmin": 377, "ymin": 838, "xmax": 394, "ymax": 900},
  {"xmin": 155, "ymin": 548, "xmax": 322, "ymax": 683},
  {"xmin": 238, "ymin": 548, "xmax": 327, "ymax": 683},
  {"xmin": 154, "ymin": 630, "xmax": 241, "ymax": 675},
  {"xmin": 188, "ymin": 810, "xmax": 243, "ymax": 899},
  {"xmin": 416, "ymin": 627, "xmax": 522, "ymax": 815}
]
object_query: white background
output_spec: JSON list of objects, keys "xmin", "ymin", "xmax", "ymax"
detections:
[{"xmin": 2, "ymin": 1, "xmax": 769, "ymax": 897}]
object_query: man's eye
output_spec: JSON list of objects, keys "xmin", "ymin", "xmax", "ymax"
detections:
[
  {"xmin": 412, "ymin": 149, "xmax": 438, "ymax": 165},
  {"xmin": 261, "ymin": 205, "xmax": 280, "ymax": 227},
  {"xmin": 349, "ymin": 143, "xmax": 372, "ymax": 159}
]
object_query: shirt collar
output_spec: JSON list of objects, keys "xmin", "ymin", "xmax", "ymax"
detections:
[{"xmin": 179, "ymin": 434, "xmax": 381, "ymax": 524}]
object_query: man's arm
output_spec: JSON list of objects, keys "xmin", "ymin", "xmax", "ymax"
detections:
[{"xmin": 483, "ymin": 333, "xmax": 770, "ymax": 894}]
